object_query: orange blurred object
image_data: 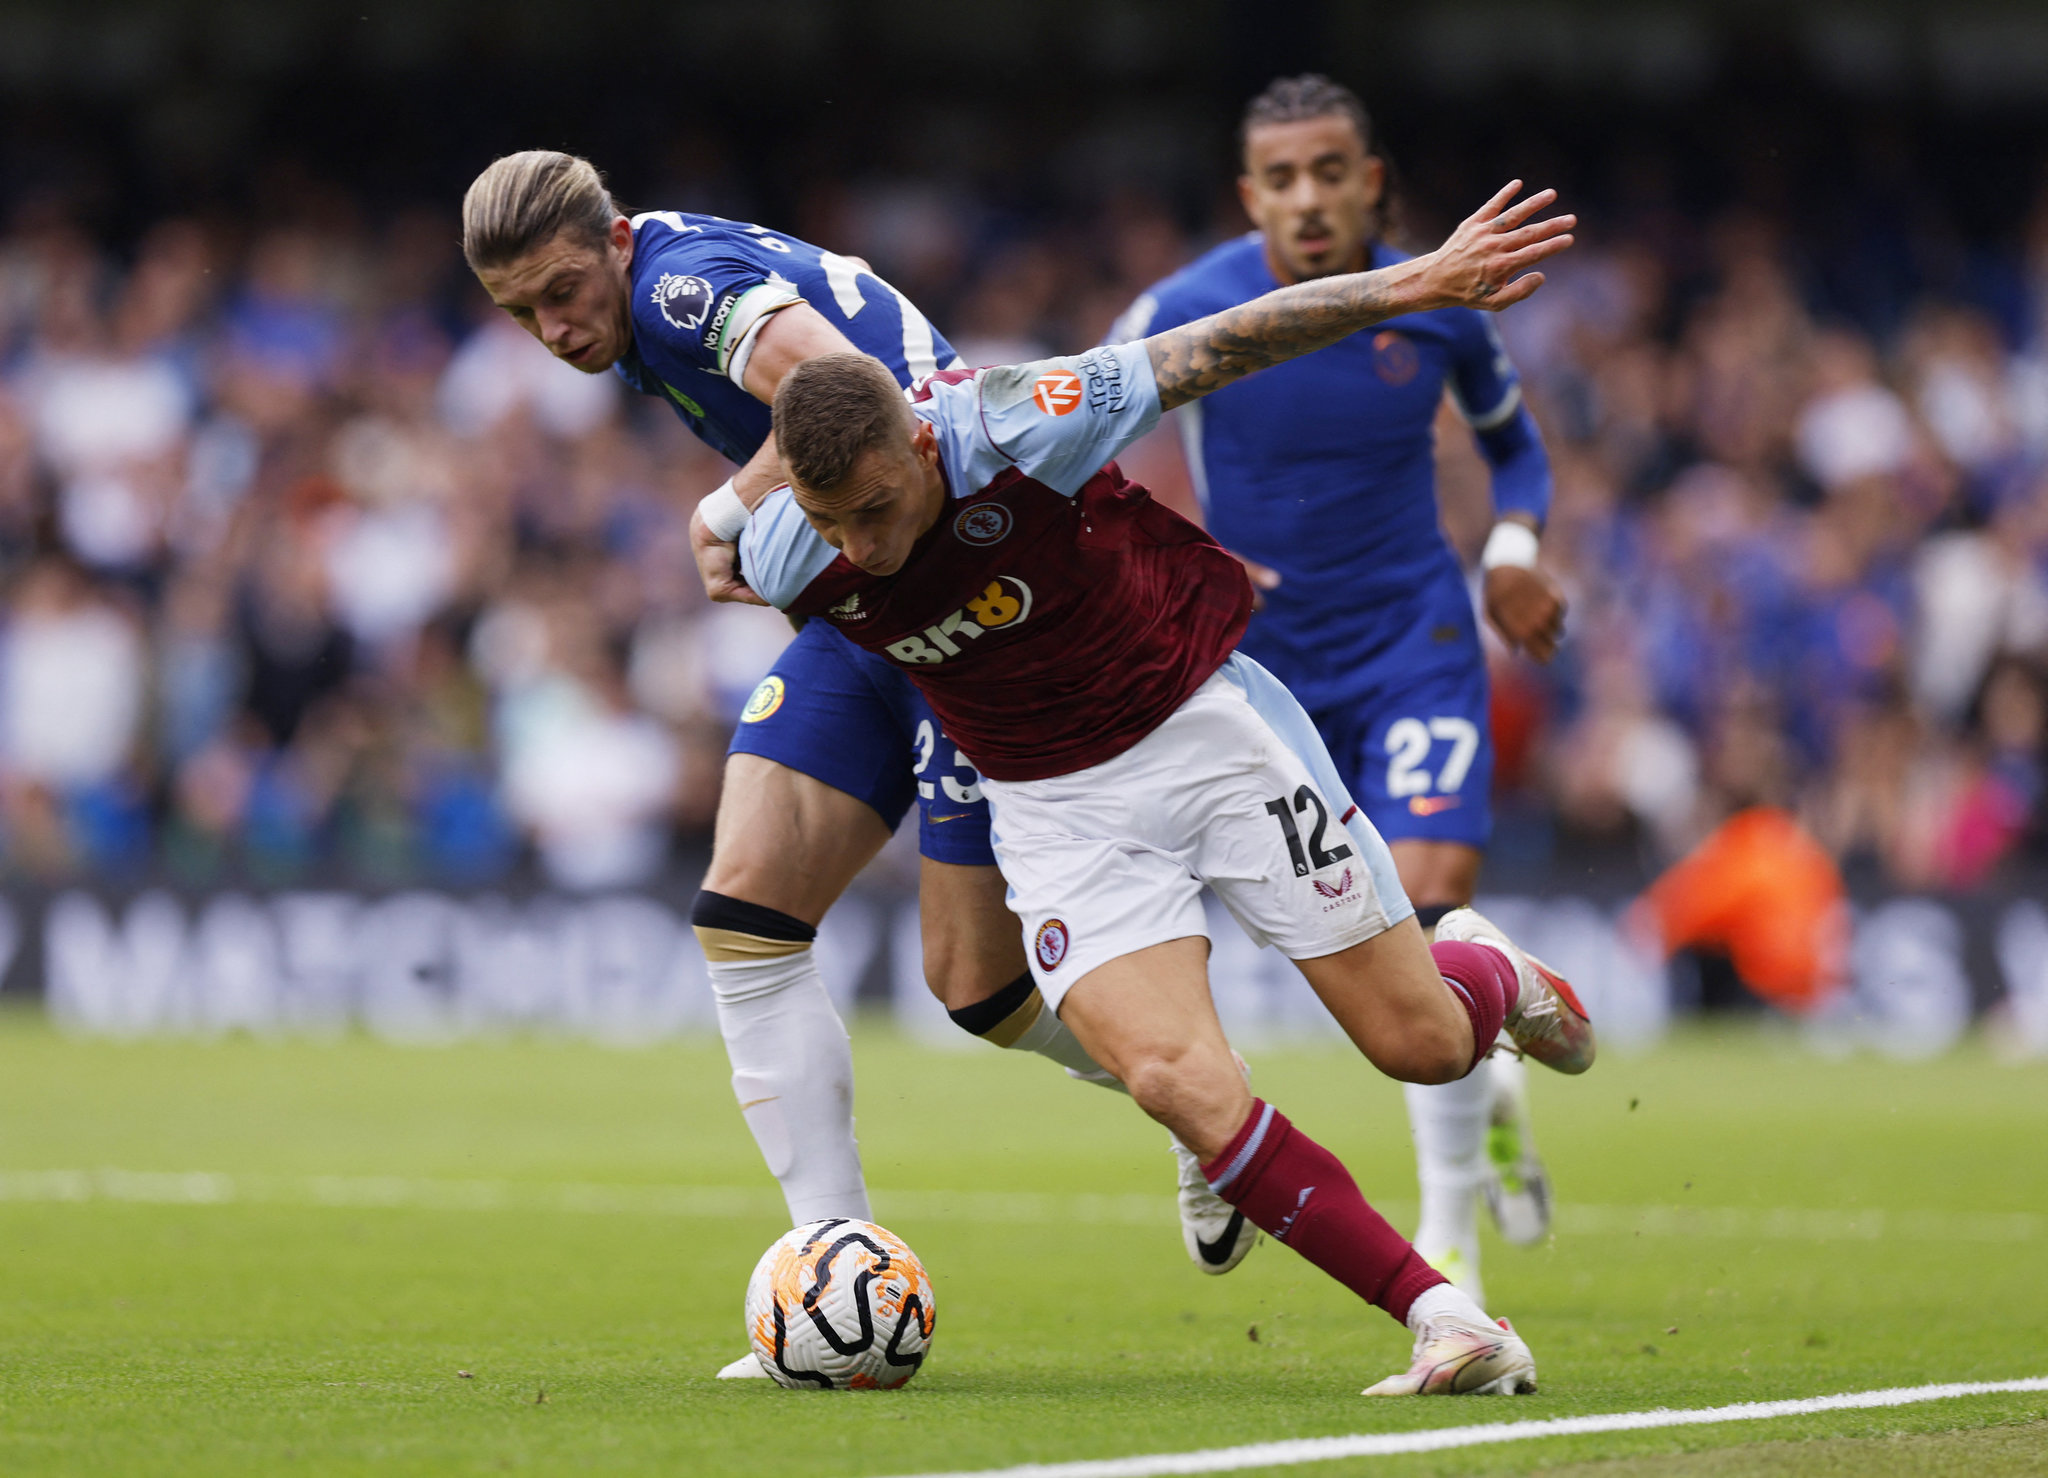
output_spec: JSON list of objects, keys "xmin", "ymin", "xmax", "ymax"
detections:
[{"xmin": 1631, "ymin": 807, "xmax": 1849, "ymax": 1013}]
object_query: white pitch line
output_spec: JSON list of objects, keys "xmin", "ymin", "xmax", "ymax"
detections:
[
  {"xmin": 874, "ymin": 1378, "xmax": 2048, "ymax": 1478},
  {"xmin": 0, "ymin": 1172, "xmax": 2037, "ymax": 1243}
]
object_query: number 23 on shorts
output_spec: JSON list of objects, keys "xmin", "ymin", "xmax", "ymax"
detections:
[
  {"xmin": 1385, "ymin": 716, "xmax": 1480, "ymax": 799},
  {"xmin": 913, "ymin": 718, "xmax": 983, "ymax": 805}
]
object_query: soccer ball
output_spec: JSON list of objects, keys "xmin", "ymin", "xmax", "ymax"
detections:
[{"xmin": 744, "ymin": 1218, "xmax": 936, "ymax": 1389}]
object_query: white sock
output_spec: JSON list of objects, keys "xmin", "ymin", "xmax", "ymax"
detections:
[
  {"xmin": 1011, "ymin": 1008, "xmax": 1125, "ymax": 1089},
  {"xmin": 1404, "ymin": 1060, "xmax": 1493, "ymax": 1267},
  {"xmin": 709, "ymin": 949, "xmax": 872, "ymax": 1225},
  {"xmin": 1406, "ymin": 1280, "xmax": 1494, "ymax": 1334},
  {"xmin": 965, "ymin": 979, "xmax": 1125, "ymax": 1089}
]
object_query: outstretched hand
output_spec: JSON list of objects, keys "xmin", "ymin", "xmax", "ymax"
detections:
[{"xmin": 1422, "ymin": 182, "xmax": 1576, "ymax": 313}]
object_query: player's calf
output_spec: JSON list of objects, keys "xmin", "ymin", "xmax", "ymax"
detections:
[
  {"xmin": 1201, "ymin": 1096, "xmax": 1536, "ymax": 1395},
  {"xmin": 1296, "ymin": 919, "xmax": 1483, "ymax": 1085},
  {"xmin": 692, "ymin": 890, "xmax": 871, "ymax": 1226}
]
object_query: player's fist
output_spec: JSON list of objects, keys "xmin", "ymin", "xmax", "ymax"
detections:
[
  {"xmin": 1484, "ymin": 563, "xmax": 1566, "ymax": 663},
  {"xmin": 1423, "ymin": 182, "xmax": 1576, "ymax": 313},
  {"xmin": 690, "ymin": 503, "xmax": 770, "ymax": 606}
]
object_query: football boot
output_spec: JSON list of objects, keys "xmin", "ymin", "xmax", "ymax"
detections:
[
  {"xmin": 1482, "ymin": 1050, "xmax": 1553, "ymax": 1245},
  {"xmin": 1174, "ymin": 1048, "xmax": 1259, "ymax": 1274},
  {"xmin": 1363, "ymin": 1314, "xmax": 1538, "ymax": 1396},
  {"xmin": 1173, "ymin": 1136, "xmax": 1258, "ymax": 1274}
]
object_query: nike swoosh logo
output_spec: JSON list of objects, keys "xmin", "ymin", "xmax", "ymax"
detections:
[
  {"xmin": 1408, "ymin": 795, "xmax": 1464, "ymax": 816},
  {"xmin": 928, "ymin": 812, "xmax": 974, "ymax": 824},
  {"xmin": 1196, "ymin": 1210, "xmax": 1248, "ymax": 1266},
  {"xmin": 738, "ymin": 1097, "xmax": 779, "ymax": 1111}
]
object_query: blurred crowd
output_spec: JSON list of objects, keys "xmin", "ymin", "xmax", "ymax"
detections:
[
  {"xmin": 0, "ymin": 156, "xmax": 2044, "ymax": 894},
  {"xmin": 1507, "ymin": 209, "xmax": 2048, "ymax": 892}
]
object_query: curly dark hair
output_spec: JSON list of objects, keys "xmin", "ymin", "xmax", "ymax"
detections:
[
  {"xmin": 1238, "ymin": 74, "xmax": 1400, "ymax": 241},
  {"xmin": 1238, "ymin": 74, "xmax": 1373, "ymax": 161}
]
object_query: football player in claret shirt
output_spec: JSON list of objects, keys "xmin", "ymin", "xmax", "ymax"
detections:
[
  {"xmin": 736, "ymin": 181, "xmax": 1595, "ymax": 1394},
  {"xmin": 1111, "ymin": 75, "xmax": 1571, "ymax": 1300},
  {"xmin": 462, "ymin": 152, "xmax": 1166, "ymax": 1380}
]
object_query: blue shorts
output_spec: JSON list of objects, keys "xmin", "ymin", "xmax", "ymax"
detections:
[
  {"xmin": 727, "ymin": 621, "xmax": 997, "ymax": 867},
  {"xmin": 1311, "ymin": 657, "xmax": 1494, "ymax": 850}
]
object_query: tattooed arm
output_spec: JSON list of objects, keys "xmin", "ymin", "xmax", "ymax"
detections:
[{"xmin": 1146, "ymin": 181, "xmax": 1576, "ymax": 411}]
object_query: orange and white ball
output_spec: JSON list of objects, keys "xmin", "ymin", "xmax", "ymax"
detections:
[{"xmin": 744, "ymin": 1218, "xmax": 936, "ymax": 1389}]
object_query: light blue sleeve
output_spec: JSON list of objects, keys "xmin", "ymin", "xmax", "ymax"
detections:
[
  {"xmin": 737, "ymin": 487, "xmax": 838, "ymax": 610},
  {"xmin": 971, "ymin": 340, "xmax": 1163, "ymax": 497}
]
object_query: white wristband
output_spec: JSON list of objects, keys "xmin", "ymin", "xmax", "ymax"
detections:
[
  {"xmin": 1481, "ymin": 520, "xmax": 1540, "ymax": 571},
  {"xmin": 698, "ymin": 480, "xmax": 750, "ymax": 542}
]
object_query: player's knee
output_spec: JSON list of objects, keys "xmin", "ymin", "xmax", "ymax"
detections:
[
  {"xmin": 1118, "ymin": 1055, "xmax": 1184, "ymax": 1121},
  {"xmin": 691, "ymin": 890, "xmax": 817, "ymax": 1004},
  {"xmin": 944, "ymin": 972, "xmax": 1040, "ymax": 1043},
  {"xmin": 921, "ymin": 935, "xmax": 995, "ymax": 1012},
  {"xmin": 1118, "ymin": 1042, "xmax": 1229, "ymax": 1126}
]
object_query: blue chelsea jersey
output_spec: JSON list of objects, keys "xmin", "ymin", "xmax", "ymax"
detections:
[
  {"xmin": 1110, "ymin": 234, "xmax": 1552, "ymax": 706},
  {"xmin": 614, "ymin": 211, "xmax": 963, "ymax": 464}
]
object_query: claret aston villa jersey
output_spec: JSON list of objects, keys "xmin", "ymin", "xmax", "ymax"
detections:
[
  {"xmin": 613, "ymin": 211, "xmax": 961, "ymax": 463},
  {"xmin": 737, "ymin": 341, "xmax": 1253, "ymax": 781}
]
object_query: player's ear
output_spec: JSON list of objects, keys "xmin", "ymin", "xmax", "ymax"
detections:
[
  {"xmin": 610, "ymin": 215, "xmax": 634, "ymax": 262},
  {"xmin": 910, "ymin": 417, "xmax": 938, "ymax": 463},
  {"xmin": 1236, "ymin": 172, "xmax": 1257, "ymax": 222},
  {"xmin": 1360, "ymin": 156, "xmax": 1386, "ymax": 211}
]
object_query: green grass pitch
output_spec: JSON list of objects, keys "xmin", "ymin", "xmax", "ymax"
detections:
[{"xmin": 1, "ymin": 1010, "xmax": 2044, "ymax": 1476}]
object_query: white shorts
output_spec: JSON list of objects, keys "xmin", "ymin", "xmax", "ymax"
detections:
[{"xmin": 982, "ymin": 654, "xmax": 1413, "ymax": 1012}]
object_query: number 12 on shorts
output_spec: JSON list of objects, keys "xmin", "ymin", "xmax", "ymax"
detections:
[
  {"xmin": 1385, "ymin": 716, "xmax": 1479, "ymax": 798},
  {"xmin": 1263, "ymin": 785, "xmax": 1354, "ymax": 878}
]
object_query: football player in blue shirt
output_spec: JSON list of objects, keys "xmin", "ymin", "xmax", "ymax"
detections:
[
  {"xmin": 461, "ymin": 152, "xmax": 1136, "ymax": 1375},
  {"xmin": 1111, "ymin": 77, "xmax": 1571, "ymax": 1301}
]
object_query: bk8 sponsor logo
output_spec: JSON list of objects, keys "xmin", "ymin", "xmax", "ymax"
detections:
[{"xmin": 883, "ymin": 578, "xmax": 1032, "ymax": 665}]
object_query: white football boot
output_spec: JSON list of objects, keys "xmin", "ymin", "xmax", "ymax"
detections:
[
  {"xmin": 1363, "ymin": 1313, "xmax": 1538, "ymax": 1396},
  {"xmin": 1172, "ymin": 1137, "xmax": 1258, "ymax": 1273},
  {"xmin": 1174, "ymin": 1048, "xmax": 1259, "ymax": 1274},
  {"xmin": 1436, "ymin": 908, "xmax": 1595, "ymax": 1075},
  {"xmin": 715, "ymin": 1352, "xmax": 772, "ymax": 1379},
  {"xmin": 1482, "ymin": 1049, "xmax": 1553, "ymax": 1246}
]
